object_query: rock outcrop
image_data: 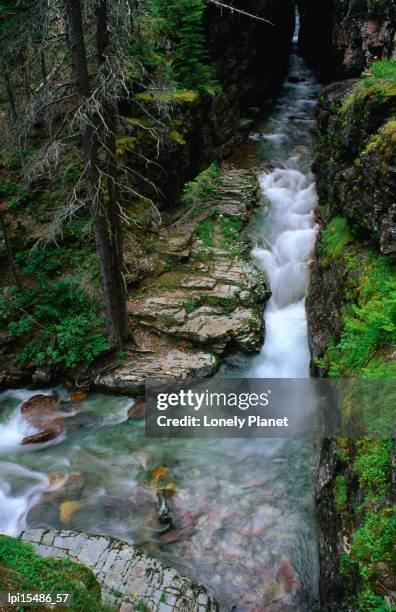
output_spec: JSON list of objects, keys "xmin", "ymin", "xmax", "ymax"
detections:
[
  {"xmin": 298, "ymin": 0, "xmax": 396, "ymax": 79},
  {"xmin": 313, "ymin": 79, "xmax": 396, "ymax": 260},
  {"xmin": 95, "ymin": 166, "xmax": 269, "ymax": 395},
  {"xmin": 308, "ymin": 56, "xmax": 396, "ymax": 612},
  {"xmin": 20, "ymin": 529, "xmax": 218, "ymax": 611},
  {"xmin": 206, "ymin": 0, "xmax": 295, "ymax": 109}
]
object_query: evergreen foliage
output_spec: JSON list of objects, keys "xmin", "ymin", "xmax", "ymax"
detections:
[{"xmin": 150, "ymin": 0, "xmax": 216, "ymax": 92}]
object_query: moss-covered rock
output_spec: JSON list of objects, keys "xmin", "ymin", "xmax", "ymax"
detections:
[
  {"xmin": 314, "ymin": 61, "xmax": 396, "ymax": 260},
  {"xmin": 309, "ymin": 59, "xmax": 396, "ymax": 612}
]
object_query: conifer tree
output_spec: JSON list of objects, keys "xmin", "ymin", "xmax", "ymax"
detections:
[{"xmin": 152, "ymin": 0, "xmax": 215, "ymax": 92}]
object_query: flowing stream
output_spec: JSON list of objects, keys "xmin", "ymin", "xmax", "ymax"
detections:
[{"xmin": 0, "ymin": 31, "xmax": 321, "ymax": 612}]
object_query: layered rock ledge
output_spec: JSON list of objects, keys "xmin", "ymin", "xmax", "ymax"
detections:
[
  {"xmin": 95, "ymin": 166, "xmax": 269, "ymax": 395},
  {"xmin": 21, "ymin": 528, "xmax": 218, "ymax": 611}
]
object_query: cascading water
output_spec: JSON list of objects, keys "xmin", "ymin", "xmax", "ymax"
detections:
[{"xmin": 0, "ymin": 22, "xmax": 321, "ymax": 612}]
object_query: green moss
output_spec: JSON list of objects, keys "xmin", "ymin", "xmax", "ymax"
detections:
[
  {"xmin": 343, "ymin": 60, "xmax": 396, "ymax": 112},
  {"xmin": 167, "ymin": 90, "xmax": 199, "ymax": 103},
  {"xmin": 318, "ymin": 217, "xmax": 353, "ymax": 265},
  {"xmin": 364, "ymin": 118, "xmax": 396, "ymax": 160},
  {"xmin": 319, "ymin": 219, "xmax": 396, "ymax": 383},
  {"xmin": 333, "ymin": 475, "xmax": 348, "ymax": 511},
  {"xmin": 169, "ymin": 129, "xmax": 186, "ymax": 145},
  {"xmin": 354, "ymin": 438, "xmax": 392, "ymax": 498},
  {"xmin": 134, "ymin": 89, "xmax": 199, "ymax": 105},
  {"xmin": 0, "ymin": 535, "xmax": 108, "ymax": 611},
  {"xmin": 336, "ymin": 438, "xmax": 351, "ymax": 463},
  {"xmin": 116, "ymin": 136, "xmax": 137, "ymax": 156}
]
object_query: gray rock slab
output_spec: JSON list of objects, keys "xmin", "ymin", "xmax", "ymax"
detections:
[
  {"xmin": 95, "ymin": 349, "xmax": 218, "ymax": 395},
  {"xmin": 21, "ymin": 529, "xmax": 218, "ymax": 611}
]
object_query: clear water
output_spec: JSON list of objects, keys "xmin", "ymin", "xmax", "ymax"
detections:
[{"xmin": 0, "ymin": 35, "xmax": 321, "ymax": 612}]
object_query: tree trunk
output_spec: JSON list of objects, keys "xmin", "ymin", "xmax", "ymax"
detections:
[
  {"xmin": 64, "ymin": 0, "xmax": 128, "ymax": 348},
  {"xmin": 4, "ymin": 72, "xmax": 17, "ymax": 125},
  {"xmin": 0, "ymin": 212, "xmax": 21, "ymax": 289},
  {"xmin": 95, "ymin": 0, "xmax": 129, "ymax": 342}
]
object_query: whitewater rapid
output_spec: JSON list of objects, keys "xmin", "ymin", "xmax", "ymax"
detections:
[{"xmin": 251, "ymin": 168, "xmax": 318, "ymax": 378}]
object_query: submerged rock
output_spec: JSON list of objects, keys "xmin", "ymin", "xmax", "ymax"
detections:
[
  {"xmin": 21, "ymin": 427, "xmax": 62, "ymax": 445},
  {"xmin": 20, "ymin": 394, "xmax": 65, "ymax": 444},
  {"xmin": 128, "ymin": 399, "xmax": 146, "ymax": 419},
  {"xmin": 59, "ymin": 500, "xmax": 84, "ymax": 525}
]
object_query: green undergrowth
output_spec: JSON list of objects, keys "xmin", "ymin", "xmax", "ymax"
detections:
[
  {"xmin": 182, "ymin": 162, "xmax": 220, "ymax": 211},
  {"xmin": 0, "ymin": 535, "xmax": 109, "ymax": 611},
  {"xmin": 364, "ymin": 118, "xmax": 396, "ymax": 160},
  {"xmin": 343, "ymin": 60, "xmax": 396, "ymax": 110},
  {"xmin": 149, "ymin": 0, "xmax": 217, "ymax": 93},
  {"xmin": 317, "ymin": 215, "xmax": 396, "ymax": 609},
  {"xmin": 0, "ymin": 247, "xmax": 109, "ymax": 371},
  {"xmin": 338, "ymin": 437, "xmax": 395, "ymax": 611},
  {"xmin": 318, "ymin": 217, "xmax": 396, "ymax": 382},
  {"xmin": 196, "ymin": 215, "xmax": 245, "ymax": 255}
]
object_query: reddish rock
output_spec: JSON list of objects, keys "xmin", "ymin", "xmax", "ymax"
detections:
[
  {"xmin": 21, "ymin": 395, "xmax": 60, "ymax": 426},
  {"xmin": 21, "ymin": 426, "xmax": 62, "ymax": 445},
  {"xmin": 128, "ymin": 400, "xmax": 146, "ymax": 420},
  {"xmin": 69, "ymin": 390, "xmax": 87, "ymax": 402},
  {"xmin": 160, "ymin": 526, "xmax": 191, "ymax": 544},
  {"xmin": 21, "ymin": 394, "xmax": 64, "ymax": 443},
  {"xmin": 276, "ymin": 556, "xmax": 300, "ymax": 593}
]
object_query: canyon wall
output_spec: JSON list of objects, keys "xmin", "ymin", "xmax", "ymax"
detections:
[
  {"xmin": 304, "ymin": 13, "xmax": 396, "ymax": 607},
  {"xmin": 298, "ymin": 0, "xmax": 396, "ymax": 79},
  {"xmin": 129, "ymin": 0, "xmax": 295, "ymax": 208}
]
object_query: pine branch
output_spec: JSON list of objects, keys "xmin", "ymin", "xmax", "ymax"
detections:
[{"xmin": 208, "ymin": 0, "xmax": 274, "ymax": 25}]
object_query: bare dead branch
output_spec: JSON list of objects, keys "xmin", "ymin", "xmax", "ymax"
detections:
[{"xmin": 208, "ymin": 0, "xmax": 274, "ymax": 25}]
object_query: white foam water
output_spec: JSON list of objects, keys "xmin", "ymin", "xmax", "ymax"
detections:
[
  {"xmin": 0, "ymin": 462, "xmax": 49, "ymax": 536},
  {"xmin": 250, "ymin": 165, "xmax": 318, "ymax": 379}
]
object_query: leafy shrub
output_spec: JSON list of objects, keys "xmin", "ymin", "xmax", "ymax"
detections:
[
  {"xmin": 318, "ymin": 216, "xmax": 352, "ymax": 263},
  {"xmin": 196, "ymin": 217, "xmax": 215, "ymax": 247},
  {"xmin": 220, "ymin": 217, "xmax": 244, "ymax": 247},
  {"xmin": 0, "ymin": 247, "xmax": 109, "ymax": 371},
  {"xmin": 0, "ymin": 179, "xmax": 29, "ymax": 209},
  {"xmin": 354, "ymin": 438, "xmax": 392, "ymax": 497},
  {"xmin": 319, "ymin": 215, "xmax": 396, "ymax": 609}
]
